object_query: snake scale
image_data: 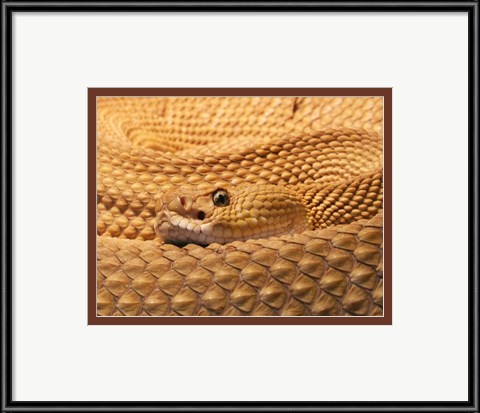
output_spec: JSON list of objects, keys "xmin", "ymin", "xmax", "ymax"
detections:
[{"xmin": 97, "ymin": 96, "xmax": 384, "ymax": 317}]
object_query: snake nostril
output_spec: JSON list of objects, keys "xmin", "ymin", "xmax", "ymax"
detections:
[
  {"xmin": 179, "ymin": 196, "xmax": 186, "ymax": 207},
  {"xmin": 197, "ymin": 211, "xmax": 206, "ymax": 221}
]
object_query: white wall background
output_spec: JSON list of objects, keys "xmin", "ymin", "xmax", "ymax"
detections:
[{"xmin": 13, "ymin": 12, "xmax": 469, "ymax": 401}]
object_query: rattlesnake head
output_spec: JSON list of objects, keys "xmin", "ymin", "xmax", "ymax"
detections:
[{"xmin": 155, "ymin": 183, "xmax": 309, "ymax": 245}]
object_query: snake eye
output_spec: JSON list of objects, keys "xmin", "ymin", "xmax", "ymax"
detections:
[{"xmin": 212, "ymin": 190, "xmax": 230, "ymax": 207}]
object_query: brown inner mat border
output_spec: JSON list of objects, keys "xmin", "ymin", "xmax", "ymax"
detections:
[{"xmin": 88, "ymin": 88, "xmax": 392, "ymax": 325}]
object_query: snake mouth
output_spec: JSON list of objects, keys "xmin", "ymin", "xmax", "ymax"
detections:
[
  {"xmin": 157, "ymin": 211, "xmax": 226, "ymax": 245},
  {"xmin": 155, "ymin": 200, "xmax": 214, "ymax": 245}
]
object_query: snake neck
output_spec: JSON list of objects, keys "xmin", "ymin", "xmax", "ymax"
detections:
[{"xmin": 296, "ymin": 166, "xmax": 383, "ymax": 230}]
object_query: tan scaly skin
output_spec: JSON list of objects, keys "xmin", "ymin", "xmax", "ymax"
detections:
[{"xmin": 97, "ymin": 97, "xmax": 384, "ymax": 316}]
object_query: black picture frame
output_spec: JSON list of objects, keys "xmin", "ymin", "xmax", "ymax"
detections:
[{"xmin": 1, "ymin": 1, "xmax": 478, "ymax": 412}]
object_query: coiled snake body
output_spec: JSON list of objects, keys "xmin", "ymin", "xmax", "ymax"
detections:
[{"xmin": 97, "ymin": 97, "xmax": 384, "ymax": 317}]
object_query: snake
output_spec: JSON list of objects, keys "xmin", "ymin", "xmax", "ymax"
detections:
[{"xmin": 96, "ymin": 96, "xmax": 384, "ymax": 317}]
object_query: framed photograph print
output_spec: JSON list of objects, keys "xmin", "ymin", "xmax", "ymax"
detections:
[{"xmin": 2, "ymin": 1, "xmax": 478, "ymax": 412}]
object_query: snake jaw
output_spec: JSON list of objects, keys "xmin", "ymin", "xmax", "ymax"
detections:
[{"xmin": 154, "ymin": 194, "xmax": 204, "ymax": 245}]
